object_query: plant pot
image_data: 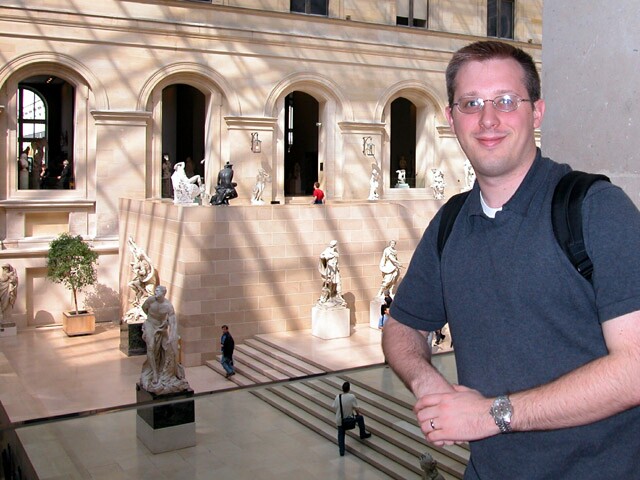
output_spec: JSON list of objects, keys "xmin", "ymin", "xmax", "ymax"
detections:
[{"xmin": 62, "ymin": 310, "xmax": 96, "ymax": 336}]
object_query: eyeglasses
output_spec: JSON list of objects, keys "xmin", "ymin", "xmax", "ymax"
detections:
[{"xmin": 452, "ymin": 94, "xmax": 531, "ymax": 114}]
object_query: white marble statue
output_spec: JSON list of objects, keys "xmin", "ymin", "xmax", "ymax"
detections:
[
  {"xmin": 395, "ymin": 169, "xmax": 407, "ymax": 187},
  {"xmin": 0, "ymin": 264, "xmax": 18, "ymax": 323},
  {"xmin": 317, "ymin": 240, "xmax": 347, "ymax": 308},
  {"xmin": 463, "ymin": 159, "xmax": 476, "ymax": 192},
  {"xmin": 368, "ymin": 165, "xmax": 380, "ymax": 200},
  {"xmin": 140, "ymin": 285, "xmax": 190, "ymax": 395},
  {"xmin": 123, "ymin": 237, "xmax": 159, "ymax": 324},
  {"xmin": 430, "ymin": 168, "xmax": 446, "ymax": 200},
  {"xmin": 377, "ymin": 240, "xmax": 402, "ymax": 297},
  {"xmin": 171, "ymin": 161, "xmax": 202, "ymax": 205},
  {"xmin": 251, "ymin": 168, "xmax": 271, "ymax": 205}
]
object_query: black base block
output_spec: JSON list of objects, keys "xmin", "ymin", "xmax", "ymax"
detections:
[
  {"xmin": 120, "ymin": 322, "xmax": 147, "ymax": 356},
  {"xmin": 136, "ymin": 384, "xmax": 195, "ymax": 430}
]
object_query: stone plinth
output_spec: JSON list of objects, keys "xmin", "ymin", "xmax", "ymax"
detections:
[
  {"xmin": 369, "ymin": 298, "xmax": 385, "ymax": 329},
  {"xmin": 311, "ymin": 306, "xmax": 350, "ymax": 339},
  {"xmin": 120, "ymin": 322, "xmax": 146, "ymax": 356},
  {"xmin": 0, "ymin": 322, "xmax": 17, "ymax": 337},
  {"xmin": 136, "ymin": 384, "xmax": 195, "ymax": 454}
]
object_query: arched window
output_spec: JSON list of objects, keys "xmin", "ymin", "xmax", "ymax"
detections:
[
  {"xmin": 16, "ymin": 76, "xmax": 75, "ymax": 190},
  {"xmin": 17, "ymin": 87, "xmax": 46, "ymax": 189}
]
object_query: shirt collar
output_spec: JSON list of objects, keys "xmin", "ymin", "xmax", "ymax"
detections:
[{"xmin": 467, "ymin": 148, "xmax": 550, "ymax": 218}]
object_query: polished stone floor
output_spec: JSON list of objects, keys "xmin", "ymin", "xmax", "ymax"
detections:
[{"xmin": 0, "ymin": 323, "xmax": 455, "ymax": 479}]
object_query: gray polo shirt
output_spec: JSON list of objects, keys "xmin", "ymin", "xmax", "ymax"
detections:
[{"xmin": 392, "ymin": 151, "xmax": 640, "ymax": 479}]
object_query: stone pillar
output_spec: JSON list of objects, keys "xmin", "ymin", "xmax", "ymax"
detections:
[{"xmin": 542, "ymin": 0, "xmax": 640, "ymax": 205}]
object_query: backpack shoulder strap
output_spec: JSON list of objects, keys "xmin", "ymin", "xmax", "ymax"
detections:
[
  {"xmin": 437, "ymin": 191, "xmax": 471, "ymax": 258},
  {"xmin": 551, "ymin": 170, "xmax": 610, "ymax": 281}
]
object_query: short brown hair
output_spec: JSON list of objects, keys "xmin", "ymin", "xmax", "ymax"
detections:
[{"xmin": 446, "ymin": 40, "xmax": 541, "ymax": 108}]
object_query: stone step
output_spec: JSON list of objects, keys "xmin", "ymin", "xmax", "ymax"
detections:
[
  {"xmin": 333, "ymin": 374, "xmax": 471, "ymax": 462},
  {"xmin": 309, "ymin": 376, "xmax": 415, "ymax": 424},
  {"xmin": 251, "ymin": 334, "xmax": 328, "ymax": 371},
  {"xmin": 235, "ymin": 343, "xmax": 312, "ymax": 379},
  {"xmin": 244, "ymin": 338, "xmax": 326, "ymax": 376},
  {"xmin": 204, "ymin": 359, "xmax": 256, "ymax": 387},
  {"xmin": 253, "ymin": 388, "xmax": 422, "ymax": 480},
  {"xmin": 231, "ymin": 350, "xmax": 291, "ymax": 382},
  {"xmin": 282, "ymin": 381, "xmax": 467, "ymax": 478}
]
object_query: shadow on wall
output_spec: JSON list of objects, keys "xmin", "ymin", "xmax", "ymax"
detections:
[
  {"xmin": 83, "ymin": 283, "xmax": 120, "ymax": 323},
  {"xmin": 344, "ymin": 292, "xmax": 356, "ymax": 325},
  {"xmin": 33, "ymin": 310, "xmax": 55, "ymax": 325}
]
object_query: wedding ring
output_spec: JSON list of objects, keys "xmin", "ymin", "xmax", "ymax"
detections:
[{"xmin": 430, "ymin": 418, "xmax": 436, "ymax": 430}]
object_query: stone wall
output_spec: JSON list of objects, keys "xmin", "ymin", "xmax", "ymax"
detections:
[{"xmin": 120, "ymin": 198, "xmax": 439, "ymax": 366}]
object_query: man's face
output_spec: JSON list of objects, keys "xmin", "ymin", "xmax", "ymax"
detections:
[{"xmin": 445, "ymin": 58, "xmax": 545, "ymax": 186}]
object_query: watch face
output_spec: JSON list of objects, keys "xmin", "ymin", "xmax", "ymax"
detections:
[{"xmin": 491, "ymin": 396, "xmax": 513, "ymax": 432}]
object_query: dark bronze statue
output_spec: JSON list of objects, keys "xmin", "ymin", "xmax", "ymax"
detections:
[{"xmin": 210, "ymin": 162, "xmax": 238, "ymax": 205}]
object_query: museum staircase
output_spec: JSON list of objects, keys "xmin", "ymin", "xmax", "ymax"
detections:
[{"xmin": 205, "ymin": 336, "xmax": 468, "ymax": 479}]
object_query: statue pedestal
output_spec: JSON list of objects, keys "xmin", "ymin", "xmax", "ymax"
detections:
[
  {"xmin": 136, "ymin": 384, "xmax": 195, "ymax": 454},
  {"xmin": 120, "ymin": 322, "xmax": 147, "ymax": 356},
  {"xmin": 0, "ymin": 322, "xmax": 17, "ymax": 337},
  {"xmin": 311, "ymin": 306, "xmax": 350, "ymax": 339},
  {"xmin": 369, "ymin": 298, "xmax": 385, "ymax": 329}
]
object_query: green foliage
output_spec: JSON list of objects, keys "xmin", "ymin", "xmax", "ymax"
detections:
[{"xmin": 46, "ymin": 233, "xmax": 98, "ymax": 314}]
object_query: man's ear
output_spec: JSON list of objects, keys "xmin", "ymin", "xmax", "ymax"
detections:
[
  {"xmin": 445, "ymin": 106, "xmax": 456, "ymax": 135},
  {"xmin": 532, "ymin": 99, "xmax": 545, "ymax": 129}
]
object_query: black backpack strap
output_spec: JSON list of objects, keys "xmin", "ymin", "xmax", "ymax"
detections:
[
  {"xmin": 552, "ymin": 171, "xmax": 610, "ymax": 281},
  {"xmin": 437, "ymin": 191, "xmax": 471, "ymax": 258}
]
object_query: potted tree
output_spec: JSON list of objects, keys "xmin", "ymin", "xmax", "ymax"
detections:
[{"xmin": 46, "ymin": 233, "xmax": 99, "ymax": 336}]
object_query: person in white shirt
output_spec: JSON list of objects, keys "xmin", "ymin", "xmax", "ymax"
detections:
[{"xmin": 331, "ymin": 381, "xmax": 371, "ymax": 456}]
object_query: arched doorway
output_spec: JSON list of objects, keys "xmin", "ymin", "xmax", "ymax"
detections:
[
  {"xmin": 161, "ymin": 84, "xmax": 206, "ymax": 198},
  {"xmin": 390, "ymin": 97, "xmax": 417, "ymax": 188},
  {"xmin": 284, "ymin": 91, "xmax": 319, "ymax": 196}
]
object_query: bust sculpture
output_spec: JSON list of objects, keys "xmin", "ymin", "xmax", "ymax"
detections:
[
  {"xmin": 317, "ymin": 240, "xmax": 347, "ymax": 308},
  {"xmin": 139, "ymin": 285, "xmax": 190, "ymax": 395},
  {"xmin": 419, "ymin": 452, "xmax": 445, "ymax": 480}
]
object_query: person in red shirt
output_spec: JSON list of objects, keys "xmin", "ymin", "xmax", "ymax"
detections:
[{"xmin": 312, "ymin": 182, "xmax": 325, "ymax": 204}]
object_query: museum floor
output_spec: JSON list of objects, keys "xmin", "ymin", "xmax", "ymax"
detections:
[{"xmin": 0, "ymin": 323, "xmax": 455, "ymax": 479}]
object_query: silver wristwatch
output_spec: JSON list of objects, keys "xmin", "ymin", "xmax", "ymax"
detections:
[{"xmin": 490, "ymin": 395, "xmax": 513, "ymax": 433}]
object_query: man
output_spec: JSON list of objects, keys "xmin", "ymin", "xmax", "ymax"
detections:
[
  {"xmin": 331, "ymin": 381, "xmax": 371, "ymax": 456},
  {"xmin": 378, "ymin": 305, "xmax": 389, "ymax": 330},
  {"xmin": 220, "ymin": 325, "xmax": 235, "ymax": 378},
  {"xmin": 383, "ymin": 40, "xmax": 640, "ymax": 479},
  {"xmin": 57, "ymin": 159, "xmax": 71, "ymax": 189}
]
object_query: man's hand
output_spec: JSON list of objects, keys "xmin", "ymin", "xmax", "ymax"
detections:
[{"xmin": 414, "ymin": 384, "xmax": 499, "ymax": 446}]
